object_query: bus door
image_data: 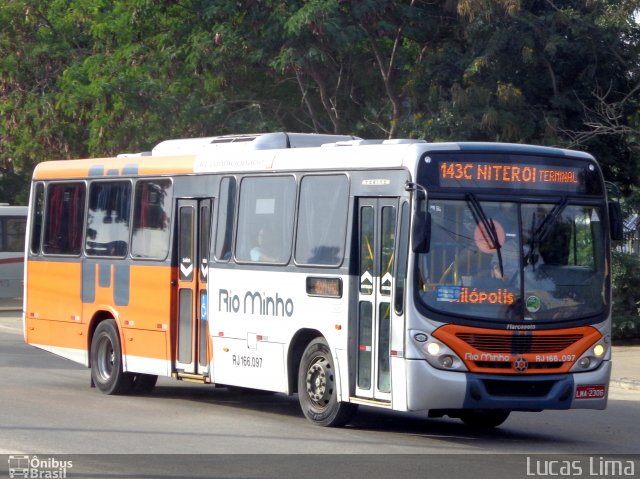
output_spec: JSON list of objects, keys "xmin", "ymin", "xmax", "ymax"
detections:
[
  {"xmin": 355, "ymin": 197, "xmax": 397, "ymax": 402},
  {"xmin": 175, "ymin": 198, "xmax": 213, "ymax": 377}
]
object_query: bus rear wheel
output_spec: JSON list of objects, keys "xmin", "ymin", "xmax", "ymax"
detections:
[
  {"xmin": 459, "ymin": 409, "xmax": 510, "ymax": 429},
  {"xmin": 90, "ymin": 320, "xmax": 134, "ymax": 395},
  {"xmin": 297, "ymin": 338, "xmax": 357, "ymax": 427}
]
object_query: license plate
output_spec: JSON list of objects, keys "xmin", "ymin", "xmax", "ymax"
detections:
[{"xmin": 575, "ymin": 384, "xmax": 606, "ymax": 399}]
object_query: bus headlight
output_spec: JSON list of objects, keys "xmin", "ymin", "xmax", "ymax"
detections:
[
  {"xmin": 426, "ymin": 341, "xmax": 441, "ymax": 356},
  {"xmin": 593, "ymin": 344, "xmax": 605, "ymax": 358},
  {"xmin": 412, "ymin": 334, "xmax": 467, "ymax": 372},
  {"xmin": 570, "ymin": 337, "xmax": 609, "ymax": 372}
]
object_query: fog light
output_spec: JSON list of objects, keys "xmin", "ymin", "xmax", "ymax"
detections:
[
  {"xmin": 578, "ymin": 357, "xmax": 591, "ymax": 369},
  {"xmin": 439, "ymin": 355, "xmax": 454, "ymax": 368},
  {"xmin": 414, "ymin": 333, "xmax": 428, "ymax": 343},
  {"xmin": 426, "ymin": 342, "xmax": 441, "ymax": 356},
  {"xmin": 593, "ymin": 344, "xmax": 605, "ymax": 358}
]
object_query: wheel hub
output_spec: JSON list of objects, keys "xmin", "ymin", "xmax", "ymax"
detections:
[
  {"xmin": 306, "ymin": 358, "xmax": 331, "ymax": 405},
  {"xmin": 96, "ymin": 336, "xmax": 115, "ymax": 381}
]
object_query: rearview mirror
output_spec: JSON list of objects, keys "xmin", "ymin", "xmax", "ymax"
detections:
[
  {"xmin": 412, "ymin": 211, "xmax": 431, "ymax": 253},
  {"xmin": 608, "ymin": 201, "xmax": 624, "ymax": 241}
]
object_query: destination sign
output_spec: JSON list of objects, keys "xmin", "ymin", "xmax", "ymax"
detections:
[
  {"xmin": 418, "ymin": 152, "xmax": 603, "ymax": 195},
  {"xmin": 437, "ymin": 161, "xmax": 589, "ymax": 192},
  {"xmin": 440, "ymin": 161, "xmax": 578, "ymax": 183}
]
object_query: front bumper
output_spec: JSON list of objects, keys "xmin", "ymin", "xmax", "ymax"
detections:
[{"xmin": 406, "ymin": 358, "xmax": 611, "ymax": 412}]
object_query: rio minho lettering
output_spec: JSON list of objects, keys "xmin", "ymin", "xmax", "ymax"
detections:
[{"xmin": 218, "ymin": 289, "xmax": 294, "ymax": 317}]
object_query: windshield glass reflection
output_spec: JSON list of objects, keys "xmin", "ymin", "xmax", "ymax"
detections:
[{"xmin": 417, "ymin": 199, "xmax": 606, "ymax": 323}]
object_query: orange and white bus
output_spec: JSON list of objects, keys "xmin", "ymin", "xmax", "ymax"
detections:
[
  {"xmin": 0, "ymin": 205, "xmax": 27, "ymax": 302},
  {"xmin": 24, "ymin": 132, "xmax": 621, "ymax": 428}
]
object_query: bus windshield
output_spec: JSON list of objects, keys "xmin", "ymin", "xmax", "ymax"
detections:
[{"xmin": 417, "ymin": 198, "xmax": 607, "ymax": 323}]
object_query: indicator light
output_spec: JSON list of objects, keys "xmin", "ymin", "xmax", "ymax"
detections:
[
  {"xmin": 439, "ymin": 355, "xmax": 454, "ymax": 368},
  {"xmin": 578, "ymin": 357, "xmax": 591, "ymax": 369}
]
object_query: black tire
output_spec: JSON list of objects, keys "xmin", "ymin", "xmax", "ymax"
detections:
[
  {"xmin": 132, "ymin": 373, "xmax": 158, "ymax": 394},
  {"xmin": 90, "ymin": 320, "xmax": 134, "ymax": 395},
  {"xmin": 459, "ymin": 409, "xmax": 510, "ymax": 429},
  {"xmin": 297, "ymin": 338, "xmax": 357, "ymax": 427}
]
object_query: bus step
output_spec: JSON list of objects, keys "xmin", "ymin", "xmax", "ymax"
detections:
[
  {"xmin": 173, "ymin": 372, "xmax": 211, "ymax": 384},
  {"xmin": 349, "ymin": 397, "xmax": 392, "ymax": 408}
]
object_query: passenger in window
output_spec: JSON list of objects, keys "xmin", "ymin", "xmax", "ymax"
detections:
[{"xmin": 250, "ymin": 228, "xmax": 275, "ymax": 262}]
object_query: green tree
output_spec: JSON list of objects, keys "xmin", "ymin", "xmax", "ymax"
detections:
[
  {"xmin": 1, "ymin": 0, "xmax": 639, "ymax": 205},
  {"xmin": 0, "ymin": 0, "xmax": 88, "ymax": 203},
  {"xmin": 405, "ymin": 0, "xmax": 640, "ymax": 189}
]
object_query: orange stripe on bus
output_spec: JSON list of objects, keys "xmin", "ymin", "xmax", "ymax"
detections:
[
  {"xmin": 432, "ymin": 324, "xmax": 602, "ymax": 375},
  {"xmin": 26, "ymin": 259, "xmax": 176, "ymax": 362},
  {"xmin": 32, "ymin": 155, "xmax": 196, "ymax": 179}
]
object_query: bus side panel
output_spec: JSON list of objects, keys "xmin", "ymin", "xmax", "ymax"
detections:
[
  {"xmin": 124, "ymin": 264, "xmax": 173, "ymax": 332},
  {"xmin": 26, "ymin": 261, "xmax": 83, "ymax": 323},
  {"xmin": 210, "ymin": 269, "xmax": 349, "ymax": 393},
  {"xmin": 212, "ymin": 337, "xmax": 286, "ymax": 391},
  {"xmin": 25, "ymin": 260, "xmax": 87, "ymax": 364},
  {"xmin": 81, "ymin": 263, "xmax": 174, "ymax": 377},
  {"xmin": 123, "ymin": 329, "xmax": 169, "ymax": 376}
]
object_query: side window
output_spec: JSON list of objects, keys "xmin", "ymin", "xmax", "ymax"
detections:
[
  {"xmin": 236, "ymin": 176, "xmax": 296, "ymax": 264},
  {"xmin": 214, "ymin": 176, "xmax": 237, "ymax": 261},
  {"xmin": 359, "ymin": 206, "xmax": 374, "ymax": 294},
  {"xmin": 30, "ymin": 183, "xmax": 45, "ymax": 254},
  {"xmin": 131, "ymin": 179, "xmax": 172, "ymax": 259},
  {"xmin": 394, "ymin": 202, "xmax": 410, "ymax": 314},
  {"xmin": 295, "ymin": 175, "xmax": 348, "ymax": 266},
  {"xmin": 379, "ymin": 205, "xmax": 396, "ymax": 291},
  {"xmin": 42, "ymin": 182, "xmax": 86, "ymax": 255},
  {"xmin": 4, "ymin": 218, "xmax": 27, "ymax": 253},
  {"xmin": 85, "ymin": 181, "xmax": 131, "ymax": 257}
]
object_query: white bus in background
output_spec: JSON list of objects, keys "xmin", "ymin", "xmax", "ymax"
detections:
[{"xmin": 0, "ymin": 205, "xmax": 27, "ymax": 302}]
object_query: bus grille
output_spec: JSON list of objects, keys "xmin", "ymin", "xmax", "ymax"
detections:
[
  {"xmin": 482, "ymin": 379, "xmax": 556, "ymax": 397},
  {"xmin": 455, "ymin": 333, "xmax": 584, "ymax": 354},
  {"xmin": 475, "ymin": 361, "xmax": 564, "ymax": 370}
]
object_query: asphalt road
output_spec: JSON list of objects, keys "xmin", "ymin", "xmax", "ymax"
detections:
[{"xmin": 1, "ymin": 312, "xmax": 639, "ymax": 478}]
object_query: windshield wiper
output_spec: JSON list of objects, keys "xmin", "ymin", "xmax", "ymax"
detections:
[
  {"xmin": 524, "ymin": 197, "xmax": 569, "ymax": 267},
  {"xmin": 466, "ymin": 193, "xmax": 503, "ymax": 277}
]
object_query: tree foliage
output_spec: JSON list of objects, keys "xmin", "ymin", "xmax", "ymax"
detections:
[{"xmin": 1, "ymin": 0, "xmax": 639, "ymax": 205}]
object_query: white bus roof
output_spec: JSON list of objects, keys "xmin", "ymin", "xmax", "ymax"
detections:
[{"xmin": 149, "ymin": 132, "xmax": 362, "ymax": 157}]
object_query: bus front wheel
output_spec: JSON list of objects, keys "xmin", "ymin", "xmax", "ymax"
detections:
[
  {"xmin": 90, "ymin": 320, "xmax": 134, "ymax": 395},
  {"xmin": 297, "ymin": 338, "xmax": 357, "ymax": 427}
]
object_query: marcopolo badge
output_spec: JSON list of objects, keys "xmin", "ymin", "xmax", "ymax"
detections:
[{"xmin": 526, "ymin": 295, "xmax": 542, "ymax": 313}]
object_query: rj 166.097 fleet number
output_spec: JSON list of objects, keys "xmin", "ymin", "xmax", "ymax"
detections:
[{"xmin": 232, "ymin": 355, "xmax": 263, "ymax": 368}]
